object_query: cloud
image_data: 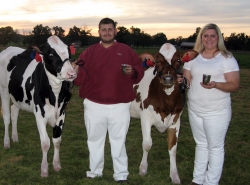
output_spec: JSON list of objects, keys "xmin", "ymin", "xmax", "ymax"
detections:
[{"xmin": 0, "ymin": 0, "xmax": 249, "ymax": 38}]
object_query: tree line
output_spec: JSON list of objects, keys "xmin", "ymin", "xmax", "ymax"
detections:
[{"xmin": 0, "ymin": 24, "xmax": 249, "ymax": 51}]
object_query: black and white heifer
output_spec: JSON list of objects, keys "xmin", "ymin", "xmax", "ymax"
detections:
[{"xmin": 0, "ymin": 36, "xmax": 77, "ymax": 177}]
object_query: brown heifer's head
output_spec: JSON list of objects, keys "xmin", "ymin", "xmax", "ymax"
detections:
[
  {"xmin": 153, "ymin": 43, "xmax": 198, "ymax": 87},
  {"xmin": 154, "ymin": 51, "xmax": 181, "ymax": 86}
]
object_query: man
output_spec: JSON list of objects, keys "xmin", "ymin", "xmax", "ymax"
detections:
[{"xmin": 74, "ymin": 18, "xmax": 144, "ymax": 183}]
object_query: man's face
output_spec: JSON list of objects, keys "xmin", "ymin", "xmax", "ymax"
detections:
[{"xmin": 98, "ymin": 23, "xmax": 117, "ymax": 44}]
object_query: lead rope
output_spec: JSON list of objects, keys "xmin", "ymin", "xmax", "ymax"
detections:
[{"xmin": 69, "ymin": 59, "xmax": 90, "ymax": 91}]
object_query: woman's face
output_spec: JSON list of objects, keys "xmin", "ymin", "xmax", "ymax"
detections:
[{"xmin": 201, "ymin": 29, "xmax": 219, "ymax": 51}]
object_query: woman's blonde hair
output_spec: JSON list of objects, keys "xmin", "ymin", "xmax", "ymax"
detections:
[{"xmin": 194, "ymin": 23, "xmax": 232, "ymax": 58}]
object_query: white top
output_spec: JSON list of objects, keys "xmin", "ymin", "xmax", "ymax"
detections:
[{"xmin": 183, "ymin": 53, "xmax": 239, "ymax": 112}]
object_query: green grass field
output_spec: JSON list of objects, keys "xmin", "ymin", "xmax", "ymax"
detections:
[{"xmin": 0, "ymin": 48, "xmax": 249, "ymax": 184}]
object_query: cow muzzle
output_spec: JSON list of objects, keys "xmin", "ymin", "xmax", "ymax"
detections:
[
  {"xmin": 67, "ymin": 70, "xmax": 77, "ymax": 81},
  {"xmin": 160, "ymin": 74, "xmax": 174, "ymax": 86}
]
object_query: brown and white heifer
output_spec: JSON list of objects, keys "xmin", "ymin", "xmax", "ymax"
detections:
[
  {"xmin": 0, "ymin": 36, "xmax": 77, "ymax": 177},
  {"xmin": 130, "ymin": 43, "xmax": 198, "ymax": 184}
]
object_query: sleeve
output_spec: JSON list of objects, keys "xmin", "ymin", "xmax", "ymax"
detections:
[
  {"xmin": 223, "ymin": 56, "xmax": 240, "ymax": 73},
  {"xmin": 183, "ymin": 58, "xmax": 193, "ymax": 71}
]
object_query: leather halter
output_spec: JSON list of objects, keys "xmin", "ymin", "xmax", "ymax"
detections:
[
  {"xmin": 44, "ymin": 58, "xmax": 75, "ymax": 73},
  {"xmin": 153, "ymin": 59, "xmax": 182, "ymax": 77}
]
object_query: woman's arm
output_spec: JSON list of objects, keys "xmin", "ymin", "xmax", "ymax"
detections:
[
  {"xmin": 200, "ymin": 71, "xmax": 240, "ymax": 92},
  {"xmin": 183, "ymin": 69, "xmax": 191, "ymax": 87}
]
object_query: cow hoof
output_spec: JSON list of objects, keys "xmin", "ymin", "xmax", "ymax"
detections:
[
  {"xmin": 41, "ymin": 171, "xmax": 48, "ymax": 177},
  {"xmin": 139, "ymin": 164, "xmax": 148, "ymax": 176},
  {"xmin": 12, "ymin": 135, "xmax": 19, "ymax": 142},
  {"xmin": 53, "ymin": 161, "xmax": 61, "ymax": 172},
  {"xmin": 172, "ymin": 179, "xmax": 181, "ymax": 184},
  {"xmin": 4, "ymin": 143, "xmax": 10, "ymax": 148},
  {"xmin": 4, "ymin": 138, "xmax": 10, "ymax": 148},
  {"xmin": 139, "ymin": 171, "xmax": 147, "ymax": 176},
  {"xmin": 171, "ymin": 172, "xmax": 181, "ymax": 184},
  {"xmin": 41, "ymin": 162, "xmax": 48, "ymax": 177}
]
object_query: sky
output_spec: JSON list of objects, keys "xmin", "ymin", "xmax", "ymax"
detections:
[{"xmin": 0, "ymin": 0, "xmax": 249, "ymax": 39}]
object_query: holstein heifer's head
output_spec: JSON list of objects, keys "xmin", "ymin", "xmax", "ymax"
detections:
[{"xmin": 34, "ymin": 36, "xmax": 77, "ymax": 82}]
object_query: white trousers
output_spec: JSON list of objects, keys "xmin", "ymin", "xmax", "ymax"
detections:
[
  {"xmin": 83, "ymin": 99, "xmax": 131, "ymax": 181},
  {"xmin": 188, "ymin": 107, "xmax": 231, "ymax": 185}
]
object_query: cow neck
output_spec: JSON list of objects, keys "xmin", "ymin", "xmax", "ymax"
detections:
[
  {"xmin": 164, "ymin": 84, "xmax": 175, "ymax": 95},
  {"xmin": 44, "ymin": 66, "xmax": 62, "ymax": 120}
]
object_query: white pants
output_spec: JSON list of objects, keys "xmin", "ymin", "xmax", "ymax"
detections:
[
  {"xmin": 83, "ymin": 99, "xmax": 131, "ymax": 181},
  {"xmin": 188, "ymin": 107, "xmax": 231, "ymax": 185}
]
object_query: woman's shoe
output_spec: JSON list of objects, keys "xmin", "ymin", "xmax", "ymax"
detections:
[{"xmin": 189, "ymin": 182, "xmax": 202, "ymax": 185}]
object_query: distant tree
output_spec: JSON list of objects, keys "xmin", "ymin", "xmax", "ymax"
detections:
[
  {"xmin": 11, "ymin": 29, "xmax": 23, "ymax": 46},
  {"xmin": 237, "ymin": 33, "xmax": 248, "ymax": 50},
  {"xmin": 79, "ymin": 25, "xmax": 92, "ymax": 46},
  {"xmin": 176, "ymin": 36, "xmax": 183, "ymax": 46},
  {"xmin": 226, "ymin": 33, "xmax": 239, "ymax": 51},
  {"xmin": 225, "ymin": 32, "xmax": 249, "ymax": 51},
  {"xmin": 0, "ymin": 26, "xmax": 17, "ymax": 46},
  {"xmin": 52, "ymin": 26, "xmax": 65, "ymax": 38},
  {"xmin": 80, "ymin": 29, "xmax": 92, "ymax": 37},
  {"xmin": 245, "ymin": 35, "xmax": 250, "ymax": 50},
  {"xmin": 152, "ymin": 32, "xmax": 167, "ymax": 47},
  {"xmin": 21, "ymin": 29, "xmax": 33, "ymax": 46},
  {"xmin": 168, "ymin": 38, "xmax": 177, "ymax": 46},
  {"xmin": 129, "ymin": 26, "xmax": 142, "ymax": 48},
  {"xmin": 116, "ymin": 26, "xmax": 130, "ymax": 44},
  {"xmin": 22, "ymin": 35, "xmax": 33, "ymax": 46},
  {"xmin": 187, "ymin": 27, "xmax": 201, "ymax": 42},
  {"xmin": 32, "ymin": 24, "xmax": 52, "ymax": 45},
  {"xmin": 67, "ymin": 26, "xmax": 81, "ymax": 42},
  {"xmin": 140, "ymin": 32, "xmax": 152, "ymax": 48}
]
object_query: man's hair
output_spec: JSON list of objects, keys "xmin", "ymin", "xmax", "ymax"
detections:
[{"xmin": 98, "ymin": 18, "xmax": 116, "ymax": 29}]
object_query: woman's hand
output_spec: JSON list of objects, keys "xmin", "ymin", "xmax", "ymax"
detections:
[
  {"xmin": 200, "ymin": 71, "xmax": 239, "ymax": 92},
  {"xmin": 177, "ymin": 74, "xmax": 184, "ymax": 84},
  {"xmin": 200, "ymin": 81, "xmax": 216, "ymax": 89}
]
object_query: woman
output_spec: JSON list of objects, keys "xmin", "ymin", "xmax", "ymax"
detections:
[{"xmin": 179, "ymin": 23, "xmax": 240, "ymax": 185}]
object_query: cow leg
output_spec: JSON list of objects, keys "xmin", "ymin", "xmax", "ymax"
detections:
[
  {"xmin": 36, "ymin": 119, "xmax": 50, "ymax": 177},
  {"xmin": 167, "ymin": 119, "xmax": 181, "ymax": 184},
  {"xmin": 1, "ymin": 89, "xmax": 11, "ymax": 148},
  {"xmin": 51, "ymin": 117, "xmax": 64, "ymax": 172},
  {"xmin": 52, "ymin": 136, "xmax": 62, "ymax": 172},
  {"xmin": 11, "ymin": 104, "xmax": 19, "ymax": 142},
  {"xmin": 139, "ymin": 115, "xmax": 152, "ymax": 176}
]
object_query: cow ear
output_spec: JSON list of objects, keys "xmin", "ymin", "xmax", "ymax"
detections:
[
  {"xmin": 31, "ymin": 46, "xmax": 43, "ymax": 54},
  {"xmin": 181, "ymin": 50, "xmax": 198, "ymax": 62}
]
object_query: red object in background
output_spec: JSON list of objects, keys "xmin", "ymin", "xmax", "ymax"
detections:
[
  {"xmin": 146, "ymin": 59, "xmax": 155, "ymax": 67},
  {"xmin": 70, "ymin": 45, "xmax": 76, "ymax": 55},
  {"xmin": 182, "ymin": 53, "xmax": 190, "ymax": 62},
  {"xmin": 35, "ymin": 52, "xmax": 42, "ymax": 62}
]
